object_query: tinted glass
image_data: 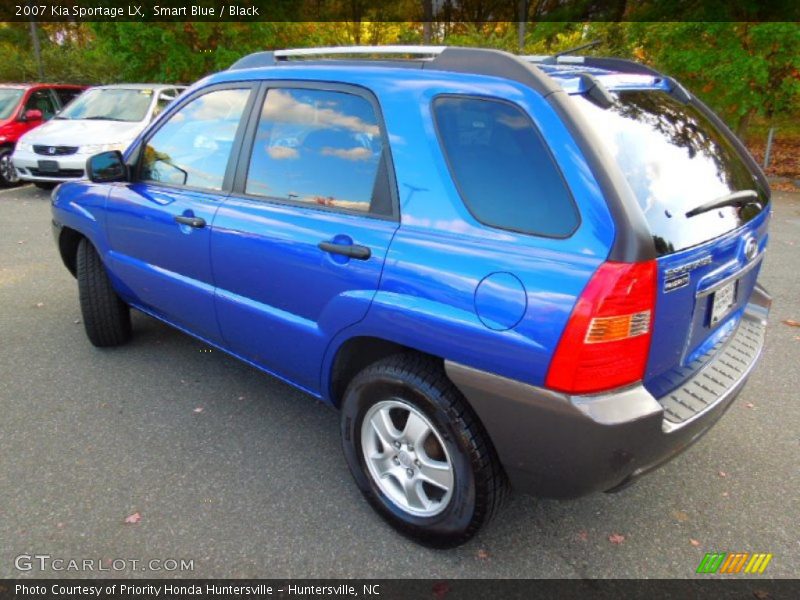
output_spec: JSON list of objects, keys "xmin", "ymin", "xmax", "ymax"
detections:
[
  {"xmin": 140, "ymin": 88, "xmax": 250, "ymax": 191},
  {"xmin": 0, "ymin": 89, "xmax": 23, "ymax": 120},
  {"xmin": 573, "ymin": 91, "xmax": 768, "ymax": 255},
  {"xmin": 433, "ymin": 96, "xmax": 579, "ymax": 237},
  {"xmin": 25, "ymin": 89, "xmax": 57, "ymax": 119},
  {"xmin": 54, "ymin": 88, "xmax": 81, "ymax": 107},
  {"xmin": 58, "ymin": 88, "xmax": 154, "ymax": 122},
  {"xmin": 245, "ymin": 88, "xmax": 386, "ymax": 215}
]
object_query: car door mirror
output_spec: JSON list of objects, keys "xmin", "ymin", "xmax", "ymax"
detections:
[
  {"xmin": 86, "ymin": 151, "xmax": 128, "ymax": 183},
  {"xmin": 22, "ymin": 109, "xmax": 43, "ymax": 122}
]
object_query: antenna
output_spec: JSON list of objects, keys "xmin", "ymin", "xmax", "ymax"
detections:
[{"xmin": 554, "ymin": 40, "xmax": 602, "ymax": 59}]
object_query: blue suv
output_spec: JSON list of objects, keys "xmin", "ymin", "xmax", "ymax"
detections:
[{"xmin": 51, "ymin": 46, "xmax": 772, "ymax": 547}]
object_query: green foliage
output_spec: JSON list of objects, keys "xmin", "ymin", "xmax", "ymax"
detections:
[
  {"xmin": 632, "ymin": 23, "xmax": 800, "ymax": 134},
  {"xmin": 0, "ymin": 20, "xmax": 797, "ymax": 137}
]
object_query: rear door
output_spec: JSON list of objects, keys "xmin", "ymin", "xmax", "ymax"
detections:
[
  {"xmin": 211, "ymin": 83, "xmax": 399, "ymax": 392},
  {"xmin": 573, "ymin": 90, "xmax": 770, "ymax": 398},
  {"xmin": 104, "ymin": 85, "xmax": 254, "ymax": 342}
]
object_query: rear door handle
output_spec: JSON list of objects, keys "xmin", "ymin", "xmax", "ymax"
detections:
[
  {"xmin": 318, "ymin": 241, "xmax": 371, "ymax": 260},
  {"xmin": 174, "ymin": 215, "xmax": 206, "ymax": 228}
]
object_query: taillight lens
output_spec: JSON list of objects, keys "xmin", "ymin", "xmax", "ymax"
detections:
[{"xmin": 545, "ymin": 260, "xmax": 657, "ymax": 394}]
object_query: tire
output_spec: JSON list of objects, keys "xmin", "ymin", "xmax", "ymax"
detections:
[
  {"xmin": 34, "ymin": 182, "xmax": 57, "ymax": 190},
  {"xmin": 76, "ymin": 238, "xmax": 132, "ymax": 347},
  {"xmin": 340, "ymin": 353, "xmax": 507, "ymax": 547},
  {"xmin": 0, "ymin": 147, "xmax": 20, "ymax": 187}
]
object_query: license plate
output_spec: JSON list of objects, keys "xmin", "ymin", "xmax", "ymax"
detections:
[
  {"xmin": 37, "ymin": 160, "xmax": 59, "ymax": 173},
  {"xmin": 710, "ymin": 280, "xmax": 737, "ymax": 325}
]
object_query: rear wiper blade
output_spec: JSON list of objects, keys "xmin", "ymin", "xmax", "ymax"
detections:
[{"xmin": 685, "ymin": 190, "xmax": 759, "ymax": 218}]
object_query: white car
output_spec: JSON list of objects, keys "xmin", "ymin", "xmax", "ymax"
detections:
[{"xmin": 12, "ymin": 84, "xmax": 185, "ymax": 188}]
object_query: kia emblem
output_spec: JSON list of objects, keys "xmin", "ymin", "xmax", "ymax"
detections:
[
  {"xmin": 744, "ymin": 237, "xmax": 758, "ymax": 262},
  {"xmin": 48, "ymin": 146, "xmax": 56, "ymax": 155}
]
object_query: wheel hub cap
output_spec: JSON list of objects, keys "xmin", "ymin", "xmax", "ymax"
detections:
[{"xmin": 361, "ymin": 399, "xmax": 454, "ymax": 517}]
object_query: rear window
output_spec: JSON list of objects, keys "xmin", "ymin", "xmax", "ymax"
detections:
[
  {"xmin": 433, "ymin": 96, "xmax": 579, "ymax": 238},
  {"xmin": 573, "ymin": 90, "xmax": 768, "ymax": 255}
]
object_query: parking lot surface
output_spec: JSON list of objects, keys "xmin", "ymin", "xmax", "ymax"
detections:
[{"xmin": 1, "ymin": 185, "xmax": 798, "ymax": 578}]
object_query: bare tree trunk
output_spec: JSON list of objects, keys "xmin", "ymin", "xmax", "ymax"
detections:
[
  {"xmin": 422, "ymin": 0, "xmax": 433, "ymax": 44},
  {"xmin": 736, "ymin": 107, "xmax": 756, "ymax": 139},
  {"xmin": 517, "ymin": 0, "xmax": 528, "ymax": 53}
]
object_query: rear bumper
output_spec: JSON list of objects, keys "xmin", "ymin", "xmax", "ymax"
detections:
[{"xmin": 445, "ymin": 283, "xmax": 771, "ymax": 498}]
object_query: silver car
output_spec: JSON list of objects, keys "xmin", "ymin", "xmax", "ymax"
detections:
[{"xmin": 12, "ymin": 84, "xmax": 185, "ymax": 187}]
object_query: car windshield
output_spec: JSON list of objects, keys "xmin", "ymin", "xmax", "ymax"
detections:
[
  {"xmin": 573, "ymin": 90, "xmax": 768, "ymax": 255},
  {"xmin": 0, "ymin": 89, "xmax": 24, "ymax": 120},
  {"xmin": 57, "ymin": 88, "xmax": 154, "ymax": 122}
]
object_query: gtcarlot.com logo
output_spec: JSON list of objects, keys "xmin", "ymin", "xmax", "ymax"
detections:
[
  {"xmin": 14, "ymin": 554, "xmax": 194, "ymax": 572},
  {"xmin": 697, "ymin": 552, "xmax": 773, "ymax": 574}
]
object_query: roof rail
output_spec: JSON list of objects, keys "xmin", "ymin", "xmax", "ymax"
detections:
[
  {"xmin": 229, "ymin": 45, "xmax": 447, "ymax": 70},
  {"xmin": 276, "ymin": 45, "xmax": 447, "ymax": 59},
  {"xmin": 229, "ymin": 45, "xmax": 562, "ymax": 96},
  {"xmin": 524, "ymin": 54, "xmax": 663, "ymax": 78}
]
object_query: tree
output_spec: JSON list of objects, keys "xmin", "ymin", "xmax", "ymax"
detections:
[{"xmin": 633, "ymin": 22, "xmax": 800, "ymax": 137}]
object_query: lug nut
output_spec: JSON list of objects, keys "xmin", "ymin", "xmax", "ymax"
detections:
[
  {"xmin": 406, "ymin": 468, "xmax": 414, "ymax": 478},
  {"xmin": 407, "ymin": 444, "xmax": 414, "ymax": 451},
  {"xmin": 414, "ymin": 459, "xmax": 421, "ymax": 467},
  {"xmin": 393, "ymin": 456, "xmax": 400, "ymax": 465},
  {"xmin": 393, "ymin": 441, "xmax": 401, "ymax": 449}
]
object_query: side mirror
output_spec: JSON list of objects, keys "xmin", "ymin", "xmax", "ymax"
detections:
[
  {"xmin": 22, "ymin": 109, "xmax": 43, "ymax": 122},
  {"xmin": 86, "ymin": 151, "xmax": 128, "ymax": 183}
]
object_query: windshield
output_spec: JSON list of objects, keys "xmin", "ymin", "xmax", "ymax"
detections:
[
  {"xmin": 573, "ymin": 90, "xmax": 768, "ymax": 255},
  {"xmin": 0, "ymin": 89, "xmax": 24, "ymax": 120},
  {"xmin": 58, "ymin": 88, "xmax": 154, "ymax": 122}
]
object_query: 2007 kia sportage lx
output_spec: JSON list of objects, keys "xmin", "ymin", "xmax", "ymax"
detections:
[{"xmin": 50, "ymin": 46, "xmax": 771, "ymax": 547}]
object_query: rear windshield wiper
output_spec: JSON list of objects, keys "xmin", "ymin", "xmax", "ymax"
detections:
[{"xmin": 685, "ymin": 190, "xmax": 759, "ymax": 218}]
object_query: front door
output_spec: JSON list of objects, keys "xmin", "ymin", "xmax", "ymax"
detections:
[
  {"xmin": 211, "ymin": 85, "xmax": 399, "ymax": 392},
  {"xmin": 104, "ymin": 85, "xmax": 254, "ymax": 342}
]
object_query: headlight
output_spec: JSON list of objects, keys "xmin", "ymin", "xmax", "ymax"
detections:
[
  {"xmin": 81, "ymin": 142, "xmax": 124, "ymax": 155},
  {"xmin": 16, "ymin": 141, "xmax": 34, "ymax": 152}
]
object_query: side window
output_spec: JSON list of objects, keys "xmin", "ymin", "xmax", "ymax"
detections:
[
  {"xmin": 25, "ymin": 89, "xmax": 57, "ymax": 119},
  {"xmin": 245, "ymin": 88, "xmax": 392, "ymax": 217},
  {"xmin": 152, "ymin": 90, "xmax": 178, "ymax": 119},
  {"xmin": 140, "ymin": 88, "xmax": 250, "ymax": 191},
  {"xmin": 54, "ymin": 88, "xmax": 81, "ymax": 108},
  {"xmin": 433, "ymin": 96, "xmax": 579, "ymax": 237}
]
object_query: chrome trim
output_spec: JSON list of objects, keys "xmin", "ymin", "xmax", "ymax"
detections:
[{"xmin": 696, "ymin": 252, "xmax": 764, "ymax": 298}]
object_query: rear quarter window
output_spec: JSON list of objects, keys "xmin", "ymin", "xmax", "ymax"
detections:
[{"xmin": 432, "ymin": 96, "xmax": 579, "ymax": 238}]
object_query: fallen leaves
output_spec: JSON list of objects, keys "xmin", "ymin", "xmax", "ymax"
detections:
[
  {"xmin": 193, "ymin": 407, "xmax": 204, "ymax": 414},
  {"xmin": 690, "ymin": 538, "xmax": 701, "ymax": 547},
  {"xmin": 123, "ymin": 512, "xmax": 141, "ymax": 524},
  {"xmin": 608, "ymin": 533, "xmax": 626, "ymax": 544},
  {"xmin": 745, "ymin": 402, "xmax": 755, "ymax": 409},
  {"xmin": 718, "ymin": 471, "xmax": 728, "ymax": 478},
  {"xmin": 476, "ymin": 549, "xmax": 490, "ymax": 560},
  {"xmin": 673, "ymin": 510, "xmax": 690, "ymax": 522},
  {"xmin": 577, "ymin": 530, "xmax": 589, "ymax": 542},
  {"xmin": 783, "ymin": 319, "xmax": 800, "ymax": 328},
  {"xmin": 34, "ymin": 302, "xmax": 44, "ymax": 308},
  {"xmin": 431, "ymin": 582, "xmax": 450, "ymax": 600}
]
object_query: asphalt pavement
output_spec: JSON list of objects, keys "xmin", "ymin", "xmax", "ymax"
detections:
[{"xmin": 1, "ymin": 185, "xmax": 798, "ymax": 578}]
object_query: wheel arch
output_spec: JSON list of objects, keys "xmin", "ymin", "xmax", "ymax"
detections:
[
  {"xmin": 58, "ymin": 225, "xmax": 86, "ymax": 277},
  {"xmin": 327, "ymin": 335, "xmax": 441, "ymax": 409}
]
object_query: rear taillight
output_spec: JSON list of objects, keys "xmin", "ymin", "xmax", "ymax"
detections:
[{"xmin": 545, "ymin": 260, "xmax": 657, "ymax": 394}]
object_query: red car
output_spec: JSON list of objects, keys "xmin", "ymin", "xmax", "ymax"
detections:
[{"xmin": 0, "ymin": 83, "xmax": 86, "ymax": 186}]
